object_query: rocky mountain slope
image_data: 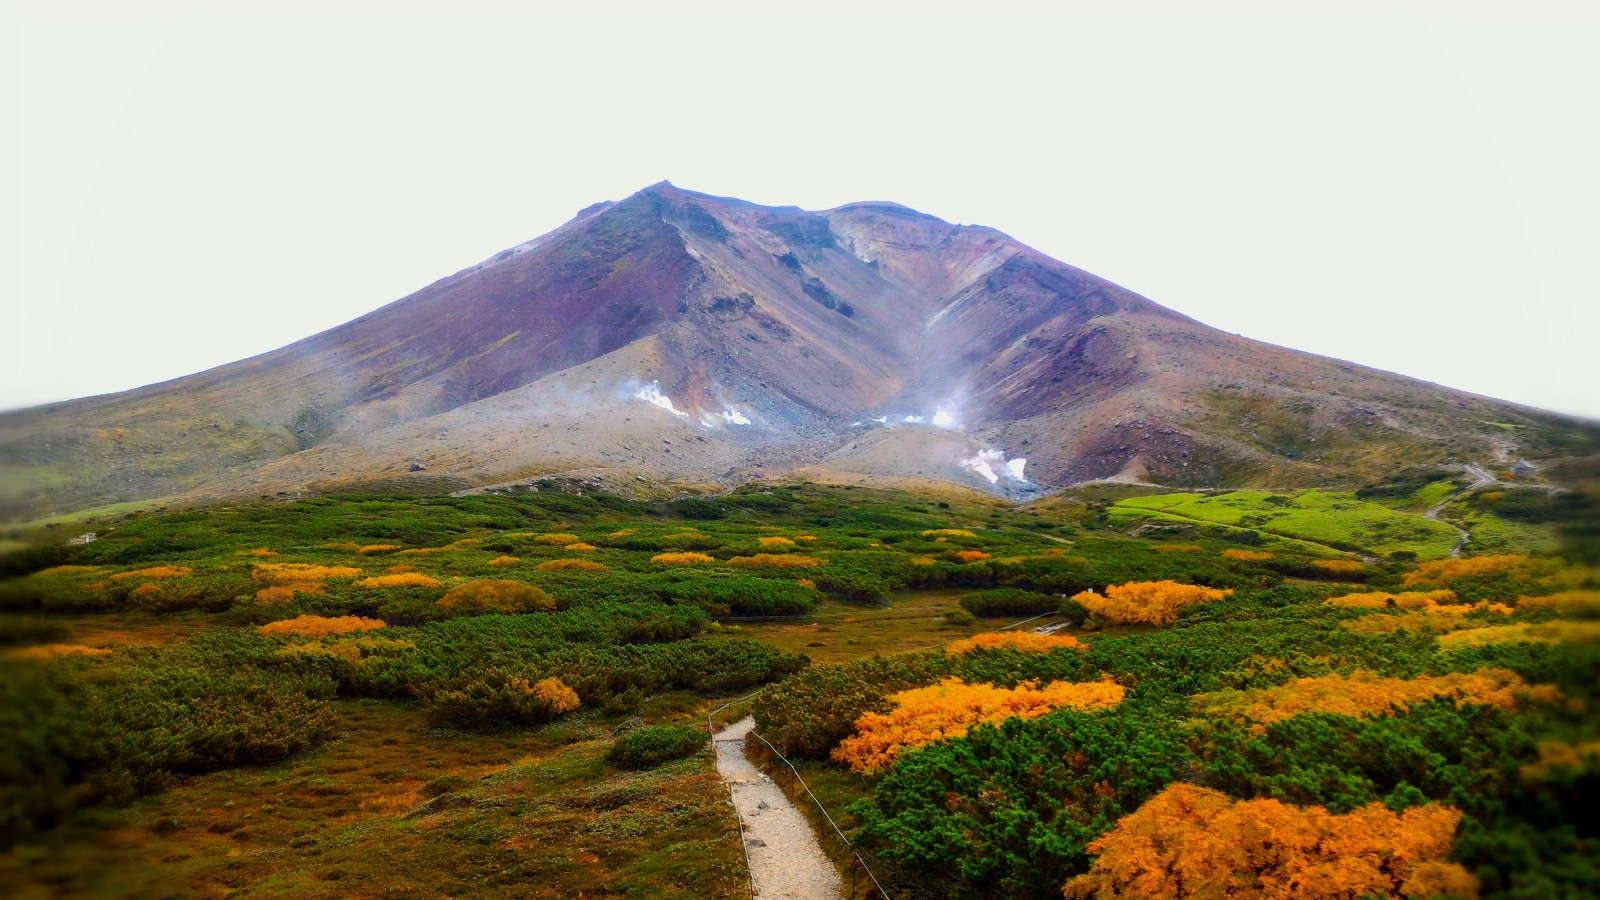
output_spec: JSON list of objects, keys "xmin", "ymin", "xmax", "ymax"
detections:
[{"xmin": 2, "ymin": 182, "xmax": 1592, "ymax": 521}]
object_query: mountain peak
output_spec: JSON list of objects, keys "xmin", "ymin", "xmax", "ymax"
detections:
[{"xmin": 1, "ymin": 186, "xmax": 1589, "ymax": 522}]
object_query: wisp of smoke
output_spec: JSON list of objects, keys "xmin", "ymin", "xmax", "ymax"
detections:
[{"xmin": 962, "ymin": 448, "xmax": 1028, "ymax": 485}]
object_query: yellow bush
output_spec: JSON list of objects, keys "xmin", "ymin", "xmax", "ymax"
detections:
[
  {"xmin": 357, "ymin": 544, "xmax": 397, "ymax": 554},
  {"xmin": 254, "ymin": 582, "xmax": 322, "ymax": 605},
  {"xmin": 1519, "ymin": 591, "xmax": 1600, "ymax": 615},
  {"xmin": 1071, "ymin": 581, "xmax": 1229, "ymax": 626},
  {"xmin": 1192, "ymin": 668, "xmax": 1558, "ymax": 731},
  {"xmin": 1438, "ymin": 620, "xmax": 1600, "ymax": 651},
  {"xmin": 258, "ymin": 615, "xmax": 387, "ymax": 638},
  {"xmin": 252, "ymin": 563, "xmax": 362, "ymax": 584},
  {"xmin": 728, "ymin": 554, "xmax": 824, "ymax": 569},
  {"xmin": 921, "ymin": 529, "xmax": 978, "ymax": 538},
  {"xmin": 1311, "ymin": 559, "xmax": 1366, "ymax": 575},
  {"xmin": 486, "ymin": 556, "xmax": 521, "ymax": 567},
  {"xmin": 1152, "ymin": 544, "xmax": 1203, "ymax": 553},
  {"xmin": 1222, "ymin": 548, "xmax": 1272, "ymax": 561},
  {"xmin": 1326, "ymin": 589, "xmax": 1458, "ymax": 610},
  {"xmin": 129, "ymin": 583, "xmax": 161, "ymax": 597},
  {"xmin": 437, "ymin": 579, "xmax": 555, "ymax": 615},
  {"xmin": 357, "ymin": 573, "xmax": 442, "ymax": 589},
  {"xmin": 1522, "ymin": 740, "xmax": 1600, "ymax": 779},
  {"xmin": 759, "ymin": 536, "xmax": 797, "ymax": 548},
  {"xmin": 33, "ymin": 565, "xmax": 100, "ymax": 576},
  {"xmin": 564, "ymin": 542, "xmax": 598, "ymax": 552},
  {"xmin": 834, "ymin": 677, "xmax": 1124, "ymax": 774},
  {"xmin": 398, "ymin": 547, "xmax": 443, "ymax": 556},
  {"xmin": 515, "ymin": 676, "xmax": 580, "ymax": 714},
  {"xmin": 11, "ymin": 644, "xmax": 111, "ymax": 661},
  {"xmin": 110, "ymin": 565, "xmax": 192, "ymax": 581},
  {"xmin": 535, "ymin": 559, "xmax": 608, "ymax": 573},
  {"xmin": 238, "ymin": 548, "xmax": 279, "ymax": 558},
  {"xmin": 945, "ymin": 632, "xmax": 1085, "ymax": 655},
  {"xmin": 652, "ymin": 552, "xmax": 717, "ymax": 565},
  {"xmin": 794, "ymin": 535, "xmax": 816, "ymax": 542},
  {"xmin": 795, "ymin": 578, "xmax": 817, "ymax": 589},
  {"xmin": 1405, "ymin": 554, "xmax": 1530, "ymax": 587},
  {"xmin": 535, "ymin": 533, "xmax": 582, "ymax": 545},
  {"xmin": 608, "ymin": 529, "xmax": 636, "ymax": 538},
  {"xmin": 953, "ymin": 550, "xmax": 991, "ymax": 562},
  {"xmin": 1063, "ymin": 784, "xmax": 1476, "ymax": 900}
]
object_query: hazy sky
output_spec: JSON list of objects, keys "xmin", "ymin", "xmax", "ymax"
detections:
[{"xmin": 13, "ymin": 0, "xmax": 1599, "ymax": 418}]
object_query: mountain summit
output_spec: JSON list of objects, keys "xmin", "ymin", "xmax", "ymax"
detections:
[{"xmin": 1, "ymin": 183, "xmax": 1589, "ymax": 519}]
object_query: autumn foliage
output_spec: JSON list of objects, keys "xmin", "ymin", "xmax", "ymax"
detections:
[
  {"xmin": 534, "ymin": 533, "xmax": 583, "ymax": 546},
  {"xmin": 953, "ymin": 550, "xmax": 991, "ymax": 562},
  {"xmin": 1071, "ymin": 581, "xmax": 1229, "ymax": 626},
  {"xmin": 1192, "ymin": 668, "xmax": 1558, "ymax": 731},
  {"xmin": 356, "ymin": 572, "xmax": 442, "ymax": 589},
  {"xmin": 486, "ymin": 556, "xmax": 520, "ymax": 567},
  {"xmin": 759, "ymin": 536, "xmax": 797, "ymax": 548},
  {"xmin": 252, "ymin": 563, "xmax": 361, "ymax": 584},
  {"xmin": 436, "ymin": 579, "xmax": 555, "ymax": 615},
  {"xmin": 1438, "ymin": 621, "xmax": 1600, "ymax": 651},
  {"xmin": 253, "ymin": 582, "xmax": 323, "ymax": 605},
  {"xmin": 535, "ymin": 559, "xmax": 608, "ymax": 573},
  {"xmin": 728, "ymin": 553, "xmax": 823, "ymax": 569},
  {"xmin": 833, "ymin": 677, "xmax": 1126, "ymax": 774},
  {"xmin": 1403, "ymin": 554, "xmax": 1530, "ymax": 587},
  {"xmin": 1062, "ymin": 784, "xmax": 1477, "ymax": 900},
  {"xmin": 651, "ymin": 552, "xmax": 717, "ymax": 565},
  {"xmin": 258, "ymin": 615, "xmax": 387, "ymax": 638},
  {"xmin": 1326, "ymin": 590, "xmax": 1461, "ymax": 610},
  {"xmin": 110, "ymin": 566, "xmax": 192, "ymax": 581},
  {"xmin": 1310, "ymin": 559, "xmax": 1365, "ymax": 575},
  {"xmin": 1222, "ymin": 548, "xmax": 1273, "ymax": 561},
  {"xmin": 944, "ymin": 632, "xmax": 1085, "ymax": 656}
]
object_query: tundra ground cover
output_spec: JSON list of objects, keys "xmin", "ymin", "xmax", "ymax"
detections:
[{"xmin": 0, "ymin": 480, "xmax": 1592, "ymax": 898}]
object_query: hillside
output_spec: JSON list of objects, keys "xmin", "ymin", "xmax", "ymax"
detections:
[{"xmin": 2, "ymin": 182, "xmax": 1593, "ymax": 522}]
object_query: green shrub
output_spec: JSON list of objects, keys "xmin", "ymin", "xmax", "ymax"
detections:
[
  {"xmin": 606, "ymin": 724, "xmax": 705, "ymax": 769},
  {"xmin": 960, "ymin": 588, "xmax": 1058, "ymax": 618}
]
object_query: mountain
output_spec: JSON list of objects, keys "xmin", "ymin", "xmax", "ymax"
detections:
[{"xmin": 2, "ymin": 182, "xmax": 1592, "ymax": 522}]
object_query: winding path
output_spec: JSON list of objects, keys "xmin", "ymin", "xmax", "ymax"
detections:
[
  {"xmin": 713, "ymin": 716, "xmax": 843, "ymax": 899},
  {"xmin": 1425, "ymin": 465, "xmax": 1497, "ymax": 558}
]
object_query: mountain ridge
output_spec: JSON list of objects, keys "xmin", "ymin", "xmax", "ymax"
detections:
[{"xmin": 2, "ymin": 182, "xmax": 1593, "ymax": 521}]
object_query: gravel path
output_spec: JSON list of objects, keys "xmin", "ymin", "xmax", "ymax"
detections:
[{"xmin": 714, "ymin": 716, "xmax": 843, "ymax": 899}]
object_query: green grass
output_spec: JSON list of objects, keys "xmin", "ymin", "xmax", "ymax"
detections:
[{"xmin": 1113, "ymin": 490, "xmax": 1461, "ymax": 559}]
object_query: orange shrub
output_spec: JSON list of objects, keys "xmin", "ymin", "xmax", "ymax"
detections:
[
  {"xmin": 1192, "ymin": 668, "xmax": 1558, "ymax": 731},
  {"xmin": 1404, "ymin": 554, "xmax": 1530, "ymax": 587},
  {"xmin": 357, "ymin": 573, "xmax": 442, "ymax": 589},
  {"xmin": 535, "ymin": 559, "xmax": 608, "ymax": 573},
  {"xmin": 759, "ymin": 536, "xmax": 797, "ymax": 548},
  {"xmin": 954, "ymin": 550, "xmax": 991, "ymax": 562},
  {"xmin": 794, "ymin": 535, "xmax": 816, "ymax": 542},
  {"xmin": 1071, "ymin": 581, "xmax": 1229, "ymax": 626},
  {"xmin": 1327, "ymin": 589, "xmax": 1459, "ymax": 610},
  {"xmin": 833, "ymin": 677, "xmax": 1125, "ymax": 774},
  {"xmin": 253, "ymin": 563, "xmax": 361, "ymax": 584},
  {"xmin": 254, "ymin": 582, "xmax": 322, "ymax": 605},
  {"xmin": 608, "ymin": 529, "xmax": 636, "ymax": 538},
  {"xmin": 238, "ymin": 548, "xmax": 279, "ymax": 558},
  {"xmin": 398, "ymin": 547, "xmax": 443, "ymax": 556},
  {"xmin": 486, "ymin": 556, "xmax": 521, "ymax": 567},
  {"xmin": 728, "ymin": 554, "xmax": 823, "ymax": 569},
  {"xmin": 1062, "ymin": 784, "xmax": 1476, "ymax": 900},
  {"xmin": 437, "ymin": 579, "xmax": 555, "ymax": 615},
  {"xmin": 795, "ymin": 578, "xmax": 817, "ymax": 589},
  {"xmin": 1518, "ymin": 590, "xmax": 1600, "ymax": 615},
  {"xmin": 357, "ymin": 544, "xmax": 397, "ymax": 554},
  {"xmin": 516, "ymin": 676, "xmax": 580, "ymax": 714},
  {"xmin": 652, "ymin": 552, "xmax": 717, "ymax": 565},
  {"xmin": 1311, "ymin": 559, "xmax": 1366, "ymax": 575},
  {"xmin": 922, "ymin": 529, "xmax": 978, "ymax": 538},
  {"xmin": 945, "ymin": 632, "xmax": 1085, "ymax": 655},
  {"xmin": 1222, "ymin": 548, "xmax": 1272, "ymax": 561},
  {"xmin": 129, "ymin": 583, "xmax": 161, "ymax": 597},
  {"xmin": 111, "ymin": 566, "xmax": 192, "ymax": 581},
  {"xmin": 1438, "ymin": 620, "xmax": 1600, "ymax": 651},
  {"xmin": 34, "ymin": 565, "xmax": 100, "ymax": 576},
  {"xmin": 11, "ymin": 643, "xmax": 112, "ymax": 661},
  {"xmin": 258, "ymin": 615, "xmax": 387, "ymax": 638},
  {"xmin": 535, "ymin": 533, "xmax": 582, "ymax": 546},
  {"xmin": 564, "ymin": 542, "xmax": 598, "ymax": 552}
]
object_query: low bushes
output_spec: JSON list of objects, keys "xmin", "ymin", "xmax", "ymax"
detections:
[
  {"xmin": 607, "ymin": 724, "xmax": 705, "ymax": 769},
  {"xmin": 437, "ymin": 580, "xmax": 555, "ymax": 615}
]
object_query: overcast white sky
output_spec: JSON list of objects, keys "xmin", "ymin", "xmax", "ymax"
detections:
[{"xmin": 11, "ymin": 0, "xmax": 1599, "ymax": 418}]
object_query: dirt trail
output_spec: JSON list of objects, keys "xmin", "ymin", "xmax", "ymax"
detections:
[
  {"xmin": 713, "ymin": 716, "xmax": 843, "ymax": 899},
  {"xmin": 1425, "ymin": 464, "xmax": 1497, "ymax": 558}
]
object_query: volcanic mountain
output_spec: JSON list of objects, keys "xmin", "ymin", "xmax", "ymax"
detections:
[{"xmin": 1, "ymin": 182, "xmax": 1591, "ymax": 521}]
